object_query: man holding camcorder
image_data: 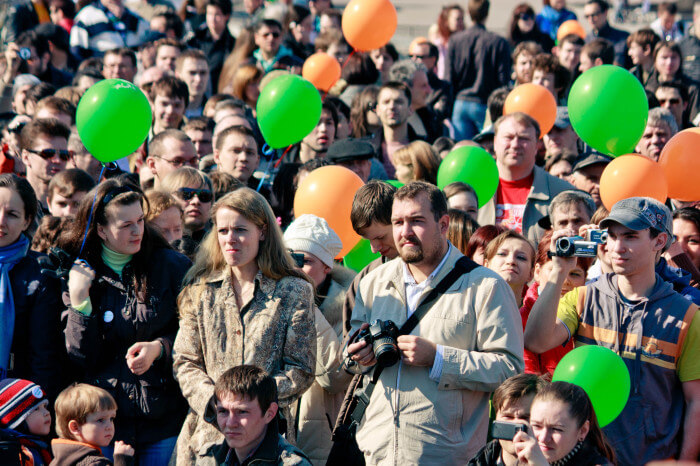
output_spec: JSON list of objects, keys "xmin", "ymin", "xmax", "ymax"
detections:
[
  {"xmin": 525, "ymin": 197, "xmax": 700, "ymax": 464},
  {"xmin": 345, "ymin": 181, "xmax": 524, "ymax": 465}
]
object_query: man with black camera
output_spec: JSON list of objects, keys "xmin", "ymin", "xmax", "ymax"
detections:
[
  {"xmin": 525, "ymin": 197, "xmax": 700, "ymax": 464},
  {"xmin": 347, "ymin": 181, "xmax": 524, "ymax": 465}
]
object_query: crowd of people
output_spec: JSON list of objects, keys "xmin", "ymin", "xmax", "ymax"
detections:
[{"xmin": 0, "ymin": 0, "xmax": 699, "ymax": 464}]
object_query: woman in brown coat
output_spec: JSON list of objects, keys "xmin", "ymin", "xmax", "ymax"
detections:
[{"xmin": 172, "ymin": 188, "xmax": 316, "ymax": 464}]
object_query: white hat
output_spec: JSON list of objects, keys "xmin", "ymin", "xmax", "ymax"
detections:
[{"xmin": 284, "ymin": 214, "xmax": 342, "ymax": 268}]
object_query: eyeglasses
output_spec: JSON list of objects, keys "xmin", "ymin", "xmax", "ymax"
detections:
[
  {"xmin": 518, "ymin": 13, "xmax": 534, "ymax": 20},
  {"xmin": 154, "ymin": 155, "xmax": 198, "ymax": 168},
  {"xmin": 175, "ymin": 187, "xmax": 213, "ymax": 203},
  {"xmin": 26, "ymin": 148, "xmax": 73, "ymax": 161},
  {"xmin": 658, "ymin": 98, "xmax": 681, "ymax": 105}
]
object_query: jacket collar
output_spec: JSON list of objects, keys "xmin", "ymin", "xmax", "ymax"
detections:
[
  {"xmin": 220, "ymin": 418, "xmax": 280, "ymax": 465},
  {"xmin": 387, "ymin": 244, "xmax": 463, "ymax": 299}
]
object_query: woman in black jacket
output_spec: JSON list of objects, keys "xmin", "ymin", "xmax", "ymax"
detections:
[
  {"xmin": 60, "ymin": 178, "xmax": 191, "ymax": 464},
  {"xmin": 0, "ymin": 174, "xmax": 63, "ymax": 401}
]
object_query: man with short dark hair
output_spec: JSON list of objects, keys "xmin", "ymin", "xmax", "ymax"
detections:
[
  {"xmin": 446, "ymin": 0, "xmax": 511, "ymax": 140},
  {"xmin": 183, "ymin": 116, "xmax": 215, "ymax": 159},
  {"xmin": 20, "ymin": 118, "xmax": 71, "ymax": 211},
  {"xmin": 149, "ymin": 76, "xmax": 189, "ymax": 136},
  {"xmin": 248, "ymin": 19, "xmax": 303, "ymax": 73},
  {"xmin": 408, "ymin": 40, "xmax": 454, "ymax": 124},
  {"xmin": 468, "ymin": 374, "xmax": 547, "ymax": 465},
  {"xmin": 146, "ymin": 129, "xmax": 198, "ymax": 188},
  {"xmin": 555, "ymin": 34, "xmax": 584, "ymax": 77},
  {"xmin": 525, "ymin": 197, "xmax": 700, "ymax": 464},
  {"xmin": 583, "ymin": 0, "xmax": 629, "ymax": 67},
  {"xmin": 656, "ymin": 80, "xmax": 690, "ymax": 129},
  {"xmin": 15, "ymin": 30, "xmax": 73, "ymax": 88},
  {"xmin": 298, "ymin": 102, "xmax": 336, "ymax": 163},
  {"xmin": 175, "ymin": 49, "xmax": 209, "ymax": 118},
  {"xmin": 579, "ymin": 38, "xmax": 615, "ymax": 73},
  {"xmin": 186, "ymin": 0, "xmax": 234, "ymax": 91},
  {"xmin": 214, "ymin": 125, "xmax": 260, "ymax": 188},
  {"xmin": 376, "ymin": 82, "xmax": 420, "ymax": 179},
  {"xmin": 201, "ymin": 365, "xmax": 311, "ymax": 465},
  {"xmin": 347, "ymin": 181, "xmax": 523, "ymax": 464},
  {"xmin": 102, "ymin": 47, "xmax": 137, "ymax": 82},
  {"xmin": 477, "ymin": 112, "xmax": 574, "ymax": 242},
  {"xmin": 679, "ymin": 2, "xmax": 700, "ymax": 82}
]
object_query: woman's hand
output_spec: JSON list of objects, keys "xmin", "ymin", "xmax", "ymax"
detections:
[
  {"xmin": 68, "ymin": 260, "xmax": 96, "ymax": 305},
  {"xmin": 513, "ymin": 430, "xmax": 549, "ymax": 466},
  {"xmin": 114, "ymin": 440, "xmax": 134, "ymax": 457},
  {"xmin": 125, "ymin": 341, "xmax": 162, "ymax": 375}
]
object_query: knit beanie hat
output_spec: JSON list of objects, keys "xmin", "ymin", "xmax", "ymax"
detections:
[
  {"xmin": 284, "ymin": 214, "xmax": 343, "ymax": 268},
  {"xmin": 0, "ymin": 379, "xmax": 47, "ymax": 429}
]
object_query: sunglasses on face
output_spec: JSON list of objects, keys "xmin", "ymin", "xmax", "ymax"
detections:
[
  {"xmin": 519, "ymin": 13, "xmax": 534, "ymax": 20},
  {"xmin": 26, "ymin": 148, "xmax": 73, "ymax": 161},
  {"xmin": 176, "ymin": 187, "xmax": 213, "ymax": 203}
]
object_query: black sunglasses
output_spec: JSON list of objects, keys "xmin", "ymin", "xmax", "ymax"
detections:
[
  {"xmin": 519, "ymin": 12, "xmax": 534, "ymax": 20},
  {"xmin": 176, "ymin": 187, "xmax": 213, "ymax": 203},
  {"xmin": 26, "ymin": 148, "xmax": 73, "ymax": 161}
]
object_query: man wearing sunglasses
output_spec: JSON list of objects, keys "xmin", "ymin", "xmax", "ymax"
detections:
[
  {"xmin": 656, "ymin": 80, "xmax": 691, "ymax": 129},
  {"xmin": 19, "ymin": 118, "xmax": 71, "ymax": 214},
  {"xmin": 249, "ymin": 19, "xmax": 303, "ymax": 73}
]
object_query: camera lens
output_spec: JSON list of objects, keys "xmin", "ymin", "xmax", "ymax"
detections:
[
  {"xmin": 18, "ymin": 48, "xmax": 31, "ymax": 60},
  {"xmin": 373, "ymin": 337, "xmax": 400, "ymax": 367}
]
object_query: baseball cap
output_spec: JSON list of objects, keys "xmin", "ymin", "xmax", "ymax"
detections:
[
  {"xmin": 600, "ymin": 197, "xmax": 673, "ymax": 247},
  {"xmin": 327, "ymin": 138, "xmax": 376, "ymax": 164},
  {"xmin": 572, "ymin": 152, "xmax": 612, "ymax": 173},
  {"xmin": 553, "ymin": 107, "xmax": 571, "ymax": 129}
]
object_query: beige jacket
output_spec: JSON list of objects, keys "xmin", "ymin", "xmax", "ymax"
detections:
[
  {"xmin": 172, "ymin": 271, "xmax": 316, "ymax": 465},
  {"xmin": 477, "ymin": 165, "xmax": 575, "ymax": 243},
  {"xmin": 296, "ymin": 266, "xmax": 356, "ymax": 465},
  {"xmin": 350, "ymin": 248, "xmax": 524, "ymax": 466}
]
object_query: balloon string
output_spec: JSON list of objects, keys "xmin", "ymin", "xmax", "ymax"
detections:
[
  {"xmin": 78, "ymin": 163, "xmax": 107, "ymax": 258},
  {"xmin": 256, "ymin": 145, "xmax": 292, "ymax": 192}
]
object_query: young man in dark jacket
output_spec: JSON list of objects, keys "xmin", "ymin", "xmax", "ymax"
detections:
[{"xmin": 199, "ymin": 365, "xmax": 311, "ymax": 466}]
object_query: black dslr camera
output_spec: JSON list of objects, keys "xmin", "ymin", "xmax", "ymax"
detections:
[{"xmin": 357, "ymin": 319, "xmax": 400, "ymax": 367}]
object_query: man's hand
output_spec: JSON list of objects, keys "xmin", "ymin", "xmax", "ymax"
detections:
[
  {"xmin": 398, "ymin": 335, "xmax": 436, "ymax": 367},
  {"xmin": 348, "ymin": 339, "xmax": 376, "ymax": 367},
  {"xmin": 3, "ymin": 43, "xmax": 21, "ymax": 84},
  {"xmin": 549, "ymin": 228, "xmax": 578, "ymax": 276}
]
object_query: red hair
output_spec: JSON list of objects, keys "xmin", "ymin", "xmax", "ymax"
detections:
[{"xmin": 465, "ymin": 225, "xmax": 509, "ymax": 260}]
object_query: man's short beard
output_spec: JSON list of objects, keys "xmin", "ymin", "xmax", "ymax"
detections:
[{"xmin": 400, "ymin": 246, "xmax": 424, "ymax": 263}]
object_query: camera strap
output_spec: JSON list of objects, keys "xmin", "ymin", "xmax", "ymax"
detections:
[{"xmin": 350, "ymin": 256, "xmax": 480, "ymax": 425}]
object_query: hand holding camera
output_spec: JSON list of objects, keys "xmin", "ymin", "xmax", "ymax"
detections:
[{"xmin": 350, "ymin": 319, "xmax": 437, "ymax": 368}]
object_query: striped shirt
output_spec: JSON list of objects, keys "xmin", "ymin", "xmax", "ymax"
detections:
[{"xmin": 70, "ymin": 2, "xmax": 149, "ymax": 59}]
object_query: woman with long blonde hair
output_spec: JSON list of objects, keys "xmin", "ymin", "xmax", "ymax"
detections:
[{"xmin": 172, "ymin": 188, "xmax": 316, "ymax": 465}]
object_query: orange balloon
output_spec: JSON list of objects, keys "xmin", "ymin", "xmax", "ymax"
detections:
[
  {"xmin": 342, "ymin": 0, "xmax": 397, "ymax": 52},
  {"xmin": 599, "ymin": 154, "xmax": 668, "ymax": 210},
  {"xmin": 302, "ymin": 52, "xmax": 342, "ymax": 92},
  {"xmin": 503, "ymin": 83, "xmax": 557, "ymax": 136},
  {"xmin": 557, "ymin": 20, "xmax": 586, "ymax": 42},
  {"xmin": 659, "ymin": 129, "xmax": 700, "ymax": 201},
  {"xmin": 294, "ymin": 165, "xmax": 364, "ymax": 257}
]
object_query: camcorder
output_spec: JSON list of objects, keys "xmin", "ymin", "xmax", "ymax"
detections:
[
  {"xmin": 550, "ymin": 229, "xmax": 608, "ymax": 258},
  {"xmin": 357, "ymin": 319, "xmax": 400, "ymax": 368}
]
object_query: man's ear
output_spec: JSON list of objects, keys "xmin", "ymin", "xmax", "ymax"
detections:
[
  {"xmin": 146, "ymin": 157, "xmax": 157, "ymax": 176},
  {"xmin": 264, "ymin": 402, "xmax": 278, "ymax": 423},
  {"xmin": 654, "ymin": 232, "xmax": 669, "ymax": 252},
  {"xmin": 67, "ymin": 419, "xmax": 82, "ymax": 438},
  {"xmin": 594, "ymin": 58, "xmax": 604, "ymax": 67}
]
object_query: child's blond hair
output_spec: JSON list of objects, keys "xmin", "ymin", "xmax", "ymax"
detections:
[{"xmin": 54, "ymin": 384, "xmax": 117, "ymax": 440}]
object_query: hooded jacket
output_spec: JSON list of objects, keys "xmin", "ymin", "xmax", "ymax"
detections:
[
  {"xmin": 557, "ymin": 274, "xmax": 698, "ymax": 465},
  {"xmin": 655, "ymin": 257, "xmax": 700, "ymax": 305},
  {"xmin": 49, "ymin": 439, "xmax": 131, "ymax": 466}
]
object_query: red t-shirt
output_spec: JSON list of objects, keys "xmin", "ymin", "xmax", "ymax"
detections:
[{"xmin": 495, "ymin": 173, "xmax": 534, "ymax": 233}]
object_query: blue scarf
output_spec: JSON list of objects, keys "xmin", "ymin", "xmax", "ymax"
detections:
[{"xmin": 0, "ymin": 235, "xmax": 30, "ymax": 379}]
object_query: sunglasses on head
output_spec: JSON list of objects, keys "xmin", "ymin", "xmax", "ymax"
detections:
[
  {"xmin": 26, "ymin": 148, "xmax": 73, "ymax": 161},
  {"xmin": 176, "ymin": 187, "xmax": 213, "ymax": 203}
]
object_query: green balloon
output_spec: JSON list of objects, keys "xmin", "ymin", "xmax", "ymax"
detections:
[
  {"xmin": 257, "ymin": 74, "xmax": 322, "ymax": 149},
  {"xmin": 76, "ymin": 79, "xmax": 152, "ymax": 163},
  {"xmin": 385, "ymin": 180, "xmax": 404, "ymax": 188},
  {"xmin": 568, "ymin": 65, "xmax": 648, "ymax": 156},
  {"xmin": 552, "ymin": 345, "xmax": 630, "ymax": 427},
  {"xmin": 342, "ymin": 238, "xmax": 379, "ymax": 272},
  {"xmin": 437, "ymin": 146, "xmax": 498, "ymax": 208}
]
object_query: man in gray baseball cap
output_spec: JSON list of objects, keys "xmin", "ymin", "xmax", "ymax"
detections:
[
  {"xmin": 543, "ymin": 107, "xmax": 579, "ymax": 157},
  {"xmin": 525, "ymin": 195, "xmax": 700, "ymax": 465}
]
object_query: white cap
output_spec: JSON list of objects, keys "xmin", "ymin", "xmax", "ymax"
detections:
[{"xmin": 284, "ymin": 214, "xmax": 342, "ymax": 267}]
